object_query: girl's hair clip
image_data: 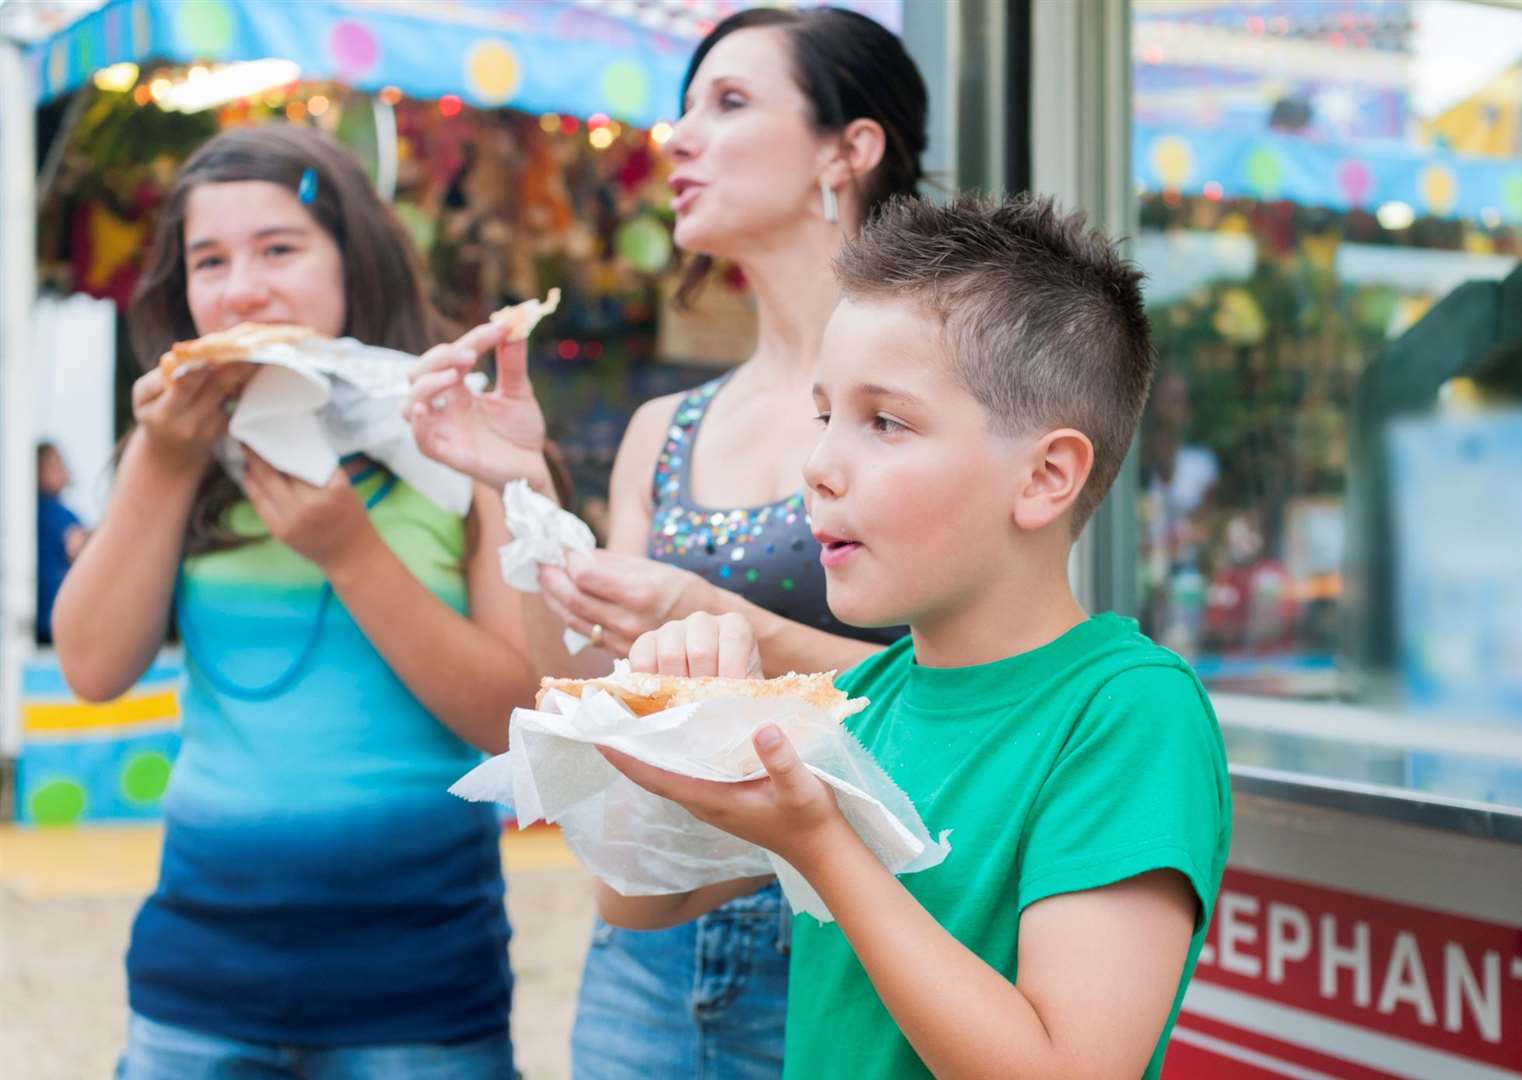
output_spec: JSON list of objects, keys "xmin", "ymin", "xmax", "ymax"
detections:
[{"xmin": 297, "ymin": 167, "xmax": 318, "ymax": 204}]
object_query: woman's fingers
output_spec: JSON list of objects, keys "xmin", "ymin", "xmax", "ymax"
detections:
[{"xmin": 539, "ymin": 565, "xmax": 632, "ymax": 645}]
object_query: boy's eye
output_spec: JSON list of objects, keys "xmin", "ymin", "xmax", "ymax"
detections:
[
  {"xmin": 718, "ymin": 91, "xmax": 746, "ymax": 111},
  {"xmin": 264, "ymin": 244, "xmax": 297, "ymax": 257},
  {"xmin": 872, "ymin": 414, "xmax": 906, "ymax": 434},
  {"xmin": 813, "ymin": 412, "xmax": 831, "ymax": 426}
]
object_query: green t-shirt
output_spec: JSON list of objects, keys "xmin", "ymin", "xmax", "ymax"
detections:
[{"xmin": 784, "ymin": 613, "xmax": 1231, "ymax": 1079}]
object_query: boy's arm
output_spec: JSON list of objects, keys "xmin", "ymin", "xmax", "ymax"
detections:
[
  {"xmin": 803, "ymin": 813, "xmax": 1196, "ymax": 1079},
  {"xmin": 604, "ymin": 729, "xmax": 1197, "ymax": 1080},
  {"xmin": 595, "ymin": 876, "xmax": 775, "ymax": 930}
]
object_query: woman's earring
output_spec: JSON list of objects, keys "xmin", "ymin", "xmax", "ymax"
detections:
[{"xmin": 820, "ymin": 179, "xmax": 839, "ymax": 225}]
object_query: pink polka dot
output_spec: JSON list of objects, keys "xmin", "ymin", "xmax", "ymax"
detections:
[{"xmin": 329, "ymin": 21, "xmax": 378, "ymax": 78}]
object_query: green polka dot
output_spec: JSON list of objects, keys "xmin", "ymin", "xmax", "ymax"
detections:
[
  {"xmin": 73, "ymin": 25, "xmax": 96, "ymax": 75},
  {"xmin": 1504, "ymin": 173, "xmax": 1522, "ymax": 220},
  {"xmin": 29, "ymin": 779, "xmax": 87, "ymax": 826},
  {"xmin": 616, "ymin": 215, "xmax": 673, "ymax": 273},
  {"xmin": 602, "ymin": 60, "xmax": 649, "ymax": 117},
  {"xmin": 1246, "ymin": 147, "xmax": 1283, "ymax": 198},
  {"xmin": 781, "ymin": 578, "xmax": 795, "ymax": 591},
  {"xmin": 177, "ymin": 0, "xmax": 234, "ymax": 55},
  {"xmin": 121, "ymin": 751, "xmax": 173, "ymax": 804},
  {"xmin": 745, "ymin": 568, "xmax": 759, "ymax": 583}
]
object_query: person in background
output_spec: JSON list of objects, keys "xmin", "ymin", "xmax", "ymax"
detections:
[
  {"xmin": 405, "ymin": 8, "xmax": 929, "ymax": 1077},
  {"xmin": 35, "ymin": 441, "xmax": 88, "ymax": 645}
]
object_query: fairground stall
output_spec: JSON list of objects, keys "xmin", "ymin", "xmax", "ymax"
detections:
[
  {"xmin": 0, "ymin": 0, "xmax": 910, "ymax": 826},
  {"xmin": 1022, "ymin": 1, "xmax": 1522, "ymax": 1076}
]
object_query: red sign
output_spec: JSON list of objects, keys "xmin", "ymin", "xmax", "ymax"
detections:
[{"xmin": 1165, "ymin": 868, "xmax": 1522, "ymax": 1079}]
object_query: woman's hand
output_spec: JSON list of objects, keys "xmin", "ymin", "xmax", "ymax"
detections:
[
  {"xmin": 243, "ymin": 451, "xmax": 377, "ymax": 573},
  {"xmin": 132, "ymin": 363, "xmax": 254, "ymax": 471},
  {"xmin": 537, "ymin": 550, "xmax": 721, "ymax": 658},
  {"xmin": 406, "ymin": 321, "xmax": 554, "ymax": 495}
]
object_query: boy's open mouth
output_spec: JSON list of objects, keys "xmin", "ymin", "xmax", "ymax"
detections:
[{"xmin": 813, "ymin": 531, "xmax": 862, "ymax": 568}]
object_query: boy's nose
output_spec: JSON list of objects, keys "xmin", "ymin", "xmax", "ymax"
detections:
[{"xmin": 803, "ymin": 437, "xmax": 845, "ymax": 501}]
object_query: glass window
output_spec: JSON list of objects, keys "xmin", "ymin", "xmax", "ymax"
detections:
[{"xmin": 1130, "ymin": 0, "xmax": 1522, "ymax": 806}]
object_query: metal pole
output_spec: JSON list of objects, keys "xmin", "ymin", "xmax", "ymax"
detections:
[{"xmin": 0, "ymin": 39, "xmax": 37, "ymax": 757}]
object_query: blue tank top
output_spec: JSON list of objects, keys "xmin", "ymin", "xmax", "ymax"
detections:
[
  {"xmin": 649, "ymin": 376, "xmax": 904, "ymax": 645},
  {"xmin": 127, "ymin": 470, "xmax": 509, "ymax": 1046}
]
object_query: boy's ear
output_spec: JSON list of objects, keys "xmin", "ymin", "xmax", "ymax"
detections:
[{"xmin": 1012, "ymin": 428, "xmax": 1094, "ymax": 532}]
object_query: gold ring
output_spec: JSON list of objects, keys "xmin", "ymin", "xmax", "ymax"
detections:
[{"xmin": 589, "ymin": 623, "xmax": 605, "ymax": 648}]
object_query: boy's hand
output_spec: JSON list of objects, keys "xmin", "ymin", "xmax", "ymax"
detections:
[
  {"xmin": 627, "ymin": 611, "xmax": 762, "ymax": 678},
  {"xmin": 600, "ymin": 721, "xmax": 850, "ymax": 870}
]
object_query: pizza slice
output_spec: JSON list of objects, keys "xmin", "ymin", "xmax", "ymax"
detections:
[
  {"xmin": 158, "ymin": 322, "xmax": 325, "ymax": 378},
  {"xmin": 537, "ymin": 668, "xmax": 866, "ymax": 722}
]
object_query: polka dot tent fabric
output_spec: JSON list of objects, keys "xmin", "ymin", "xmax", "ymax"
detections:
[
  {"xmin": 16, "ymin": 657, "xmax": 181, "ymax": 826},
  {"xmin": 25, "ymin": 0, "xmax": 721, "ymax": 128},
  {"xmin": 1136, "ymin": 125, "xmax": 1522, "ymax": 224}
]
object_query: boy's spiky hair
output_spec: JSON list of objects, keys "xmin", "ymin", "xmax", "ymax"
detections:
[{"xmin": 834, "ymin": 193, "xmax": 1155, "ymax": 532}]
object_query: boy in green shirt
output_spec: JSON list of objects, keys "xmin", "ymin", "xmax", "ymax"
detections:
[{"xmin": 598, "ymin": 194, "xmax": 1231, "ymax": 1079}]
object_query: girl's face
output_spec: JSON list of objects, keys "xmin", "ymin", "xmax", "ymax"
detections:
[
  {"xmin": 183, "ymin": 180, "xmax": 346, "ymax": 338},
  {"xmin": 666, "ymin": 28, "xmax": 835, "ymax": 257}
]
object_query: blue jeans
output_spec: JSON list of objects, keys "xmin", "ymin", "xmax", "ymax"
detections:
[
  {"xmin": 571, "ymin": 882, "xmax": 790, "ymax": 1080},
  {"xmin": 117, "ymin": 1012, "xmax": 515, "ymax": 1079}
]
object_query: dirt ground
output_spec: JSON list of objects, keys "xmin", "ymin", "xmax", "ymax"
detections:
[{"xmin": 0, "ymin": 859, "xmax": 595, "ymax": 1079}]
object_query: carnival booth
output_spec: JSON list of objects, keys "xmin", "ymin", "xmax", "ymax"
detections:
[{"xmin": 1, "ymin": 0, "xmax": 902, "ymax": 826}]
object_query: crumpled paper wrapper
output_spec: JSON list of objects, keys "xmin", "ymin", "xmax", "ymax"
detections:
[
  {"xmin": 175, "ymin": 336, "xmax": 475, "ymax": 516},
  {"xmin": 498, "ymin": 480, "xmax": 599, "ymax": 654},
  {"xmin": 449, "ymin": 669, "xmax": 952, "ymax": 922}
]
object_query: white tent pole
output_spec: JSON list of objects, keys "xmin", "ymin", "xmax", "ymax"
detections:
[{"xmin": 0, "ymin": 39, "xmax": 38, "ymax": 758}]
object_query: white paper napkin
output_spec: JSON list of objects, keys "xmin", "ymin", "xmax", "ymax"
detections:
[
  {"xmin": 450, "ymin": 676, "xmax": 952, "ymax": 923},
  {"xmin": 192, "ymin": 337, "xmax": 474, "ymax": 516},
  {"xmin": 498, "ymin": 480, "xmax": 600, "ymax": 654}
]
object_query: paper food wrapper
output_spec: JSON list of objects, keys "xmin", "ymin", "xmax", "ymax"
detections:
[
  {"xmin": 175, "ymin": 336, "xmax": 474, "ymax": 517},
  {"xmin": 449, "ymin": 669, "xmax": 952, "ymax": 922},
  {"xmin": 498, "ymin": 479, "xmax": 599, "ymax": 654}
]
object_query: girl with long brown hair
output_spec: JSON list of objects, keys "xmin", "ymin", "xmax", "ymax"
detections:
[{"xmin": 54, "ymin": 124, "xmax": 533, "ymax": 1078}]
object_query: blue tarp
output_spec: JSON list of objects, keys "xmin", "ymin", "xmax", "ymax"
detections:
[{"xmin": 27, "ymin": 0, "xmax": 695, "ymax": 127}]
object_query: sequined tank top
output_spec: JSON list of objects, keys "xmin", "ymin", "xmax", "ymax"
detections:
[{"xmin": 649, "ymin": 376, "xmax": 904, "ymax": 645}]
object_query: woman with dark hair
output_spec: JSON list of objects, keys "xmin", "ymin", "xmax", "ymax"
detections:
[
  {"xmin": 53, "ymin": 124, "xmax": 537, "ymax": 1078},
  {"xmin": 406, "ymin": 8, "xmax": 929, "ymax": 1076}
]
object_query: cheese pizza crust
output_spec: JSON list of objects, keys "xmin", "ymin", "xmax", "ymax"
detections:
[
  {"xmin": 537, "ymin": 669, "xmax": 865, "ymax": 721},
  {"xmin": 158, "ymin": 322, "xmax": 324, "ymax": 377},
  {"xmin": 490, "ymin": 288, "xmax": 562, "ymax": 341}
]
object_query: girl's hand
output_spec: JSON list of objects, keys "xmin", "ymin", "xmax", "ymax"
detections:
[
  {"xmin": 406, "ymin": 322, "xmax": 554, "ymax": 495},
  {"xmin": 243, "ymin": 451, "xmax": 376, "ymax": 572},
  {"xmin": 538, "ymin": 551, "xmax": 720, "ymax": 659},
  {"xmin": 132, "ymin": 364, "xmax": 254, "ymax": 471}
]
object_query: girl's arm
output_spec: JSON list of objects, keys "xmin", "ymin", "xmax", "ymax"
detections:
[
  {"xmin": 53, "ymin": 366, "xmax": 250, "ymax": 701},
  {"xmin": 246, "ymin": 460, "xmax": 536, "ymax": 754}
]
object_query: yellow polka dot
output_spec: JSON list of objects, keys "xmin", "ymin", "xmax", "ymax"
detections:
[
  {"xmin": 466, "ymin": 41, "xmax": 520, "ymax": 106},
  {"xmin": 1150, "ymin": 136, "xmax": 1194, "ymax": 190},
  {"xmin": 1420, "ymin": 164, "xmax": 1457, "ymax": 216}
]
